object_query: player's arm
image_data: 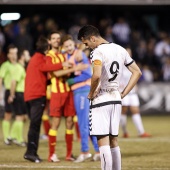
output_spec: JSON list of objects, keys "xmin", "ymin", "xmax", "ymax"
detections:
[
  {"xmin": 0, "ymin": 65, "xmax": 5, "ymax": 92},
  {"xmin": 121, "ymin": 62, "xmax": 142, "ymax": 99},
  {"xmin": 53, "ymin": 63, "xmax": 88, "ymax": 77},
  {"xmin": 88, "ymin": 60, "xmax": 102, "ymax": 100},
  {"xmin": 74, "ymin": 49, "xmax": 83, "ymax": 62},
  {"xmin": 8, "ymin": 79, "xmax": 16, "ymax": 103},
  {"xmin": 0, "ymin": 77, "xmax": 2, "ymax": 92},
  {"xmin": 40, "ymin": 57, "xmax": 73, "ymax": 72},
  {"xmin": 67, "ymin": 68, "xmax": 91, "ymax": 85}
]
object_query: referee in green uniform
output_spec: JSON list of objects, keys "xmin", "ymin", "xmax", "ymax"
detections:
[
  {"xmin": 0, "ymin": 44, "xmax": 18, "ymax": 144},
  {"xmin": 8, "ymin": 49, "xmax": 27, "ymax": 146}
]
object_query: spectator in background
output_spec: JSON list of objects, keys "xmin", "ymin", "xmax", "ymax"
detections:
[
  {"xmin": 14, "ymin": 25, "xmax": 33, "ymax": 54},
  {"xmin": 69, "ymin": 15, "xmax": 88, "ymax": 44},
  {"xmin": 112, "ymin": 17, "xmax": 131, "ymax": 47},
  {"xmin": 0, "ymin": 46, "xmax": 6, "ymax": 65},
  {"xmin": 45, "ymin": 18, "xmax": 59, "ymax": 36},
  {"xmin": 130, "ymin": 31, "xmax": 143, "ymax": 62},
  {"xmin": 104, "ymin": 25, "xmax": 114, "ymax": 43},
  {"xmin": 136, "ymin": 40, "xmax": 147, "ymax": 62},
  {"xmin": 3, "ymin": 24, "xmax": 15, "ymax": 53},
  {"xmin": 0, "ymin": 27, "xmax": 5, "ymax": 49},
  {"xmin": 98, "ymin": 17, "xmax": 112, "ymax": 38},
  {"xmin": 162, "ymin": 57, "xmax": 170, "ymax": 81},
  {"xmin": 141, "ymin": 65, "xmax": 154, "ymax": 83},
  {"xmin": 143, "ymin": 38, "xmax": 162, "ymax": 81},
  {"xmin": 154, "ymin": 31, "xmax": 170, "ymax": 64}
]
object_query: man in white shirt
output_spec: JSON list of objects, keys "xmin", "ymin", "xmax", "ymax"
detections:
[{"xmin": 78, "ymin": 25, "xmax": 142, "ymax": 170}]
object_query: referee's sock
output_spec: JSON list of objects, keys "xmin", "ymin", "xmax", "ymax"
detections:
[
  {"xmin": 10, "ymin": 120, "xmax": 19, "ymax": 140},
  {"xmin": 99, "ymin": 145, "xmax": 112, "ymax": 170},
  {"xmin": 15, "ymin": 121, "xmax": 24, "ymax": 142},
  {"xmin": 110, "ymin": 146, "xmax": 121, "ymax": 170},
  {"xmin": 2, "ymin": 120, "xmax": 11, "ymax": 140}
]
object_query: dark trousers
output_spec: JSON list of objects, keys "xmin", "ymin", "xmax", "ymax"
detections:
[{"xmin": 25, "ymin": 96, "xmax": 46, "ymax": 155}]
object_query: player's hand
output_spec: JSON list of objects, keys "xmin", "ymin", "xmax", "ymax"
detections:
[
  {"xmin": 88, "ymin": 91, "xmax": 98, "ymax": 100},
  {"xmin": 62, "ymin": 61, "xmax": 73, "ymax": 68},
  {"xmin": 74, "ymin": 63, "xmax": 88, "ymax": 71},
  {"xmin": 8, "ymin": 95, "xmax": 14, "ymax": 103},
  {"xmin": 88, "ymin": 93, "xmax": 93, "ymax": 100},
  {"xmin": 120, "ymin": 92, "xmax": 125, "ymax": 99}
]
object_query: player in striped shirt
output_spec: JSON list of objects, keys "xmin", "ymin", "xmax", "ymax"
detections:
[{"xmin": 46, "ymin": 31, "xmax": 87, "ymax": 162}]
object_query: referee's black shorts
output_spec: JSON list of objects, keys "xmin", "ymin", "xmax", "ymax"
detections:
[
  {"xmin": 13, "ymin": 92, "xmax": 27, "ymax": 115},
  {"xmin": 4, "ymin": 90, "xmax": 13, "ymax": 113}
]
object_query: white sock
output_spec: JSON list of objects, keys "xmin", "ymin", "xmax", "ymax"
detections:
[
  {"xmin": 110, "ymin": 146, "xmax": 121, "ymax": 170},
  {"xmin": 99, "ymin": 145, "xmax": 112, "ymax": 170},
  {"xmin": 120, "ymin": 114, "xmax": 128, "ymax": 134},
  {"xmin": 132, "ymin": 114, "xmax": 145, "ymax": 135}
]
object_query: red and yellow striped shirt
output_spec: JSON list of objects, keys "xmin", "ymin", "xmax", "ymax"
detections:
[{"xmin": 46, "ymin": 50, "xmax": 70, "ymax": 93}]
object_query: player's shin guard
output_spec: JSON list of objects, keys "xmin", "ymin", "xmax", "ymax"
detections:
[
  {"xmin": 48, "ymin": 129, "xmax": 57, "ymax": 156},
  {"xmin": 99, "ymin": 145, "xmax": 112, "ymax": 170},
  {"xmin": 111, "ymin": 146, "xmax": 121, "ymax": 170},
  {"xmin": 42, "ymin": 114, "xmax": 51, "ymax": 136},
  {"xmin": 65, "ymin": 129, "xmax": 74, "ymax": 158}
]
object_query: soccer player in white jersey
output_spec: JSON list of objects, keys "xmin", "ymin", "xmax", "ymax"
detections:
[
  {"xmin": 78, "ymin": 25, "xmax": 142, "ymax": 170},
  {"xmin": 119, "ymin": 47, "xmax": 151, "ymax": 138}
]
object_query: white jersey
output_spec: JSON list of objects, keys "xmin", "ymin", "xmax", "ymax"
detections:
[
  {"xmin": 90, "ymin": 43, "xmax": 133, "ymax": 104},
  {"xmin": 119, "ymin": 64, "xmax": 136, "ymax": 94}
]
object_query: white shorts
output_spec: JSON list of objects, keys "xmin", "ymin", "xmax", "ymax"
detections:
[
  {"xmin": 122, "ymin": 93, "xmax": 140, "ymax": 106},
  {"xmin": 89, "ymin": 103, "xmax": 122, "ymax": 136}
]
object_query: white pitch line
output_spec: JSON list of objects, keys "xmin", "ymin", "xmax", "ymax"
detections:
[
  {"xmin": 0, "ymin": 164, "xmax": 99, "ymax": 169},
  {"xmin": 119, "ymin": 137, "xmax": 170, "ymax": 142},
  {"xmin": 0, "ymin": 165, "xmax": 170, "ymax": 170}
]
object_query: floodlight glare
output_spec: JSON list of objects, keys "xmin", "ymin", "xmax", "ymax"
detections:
[{"xmin": 0, "ymin": 13, "xmax": 21, "ymax": 20}]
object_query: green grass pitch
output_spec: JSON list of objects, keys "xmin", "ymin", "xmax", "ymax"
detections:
[{"xmin": 0, "ymin": 115, "xmax": 170, "ymax": 170}]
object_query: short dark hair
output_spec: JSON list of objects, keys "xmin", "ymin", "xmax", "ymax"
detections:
[
  {"xmin": 18, "ymin": 49, "xmax": 25, "ymax": 60},
  {"xmin": 47, "ymin": 30, "xmax": 61, "ymax": 40},
  {"xmin": 7, "ymin": 44, "xmax": 17, "ymax": 54},
  {"xmin": 61, "ymin": 34, "xmax": 73, "ymax": 45},
  {"xmin": 36, "ymin": 36, "xmax": 49, "ymax": 54},
  {"xmin": 78, "ymin": 25, "xmax": 100, "ymax": 40}
]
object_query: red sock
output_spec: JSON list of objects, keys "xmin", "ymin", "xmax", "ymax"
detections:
[
  {"xmin": 65, "ymin": 129, "xmax": 73, "ymax": 158},
  {"xmin": 73, "ymin": 116, "xmax": 81, "ymax": 141},
  {"xmin": 48, "ymin": 129, "xmax": 57, "ymax": 156},
  {"xmin": 43, "ymin": 120, "xmax": 51, "ymax": 135},
  {"xmin": 42, "ymin": 115, "xmax": 51, "ymax": 135},
  {"xmin": 75, "ymin": 122, "xmax": 81, "ymax": 141}
]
